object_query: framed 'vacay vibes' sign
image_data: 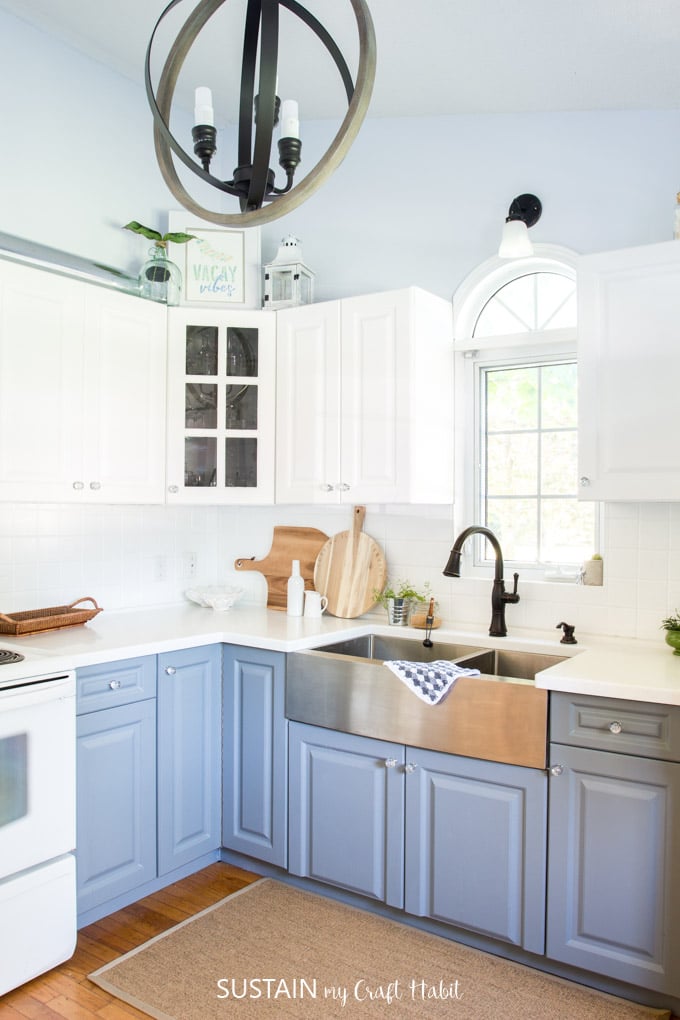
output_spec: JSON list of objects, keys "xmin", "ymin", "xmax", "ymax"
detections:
[{"xmin": 167, "ymin": 213, "xmax": 261, "ymax": 308}]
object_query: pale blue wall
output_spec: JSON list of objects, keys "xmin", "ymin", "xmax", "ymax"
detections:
[{"xmin": 2, "ymin": 7, "xmax": 680, "ymax": 301}]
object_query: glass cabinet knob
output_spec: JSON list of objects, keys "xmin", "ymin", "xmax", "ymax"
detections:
[
  {"xmin": 321, "ymin": 483, "xmax": 334, "ymax": 492},
  {"xmin": 609, "ymin": 721, "xmax": 623, "ymax": 735},
  {"xmin": 89, "ymin": 481, "xmax": 101, "ymax": 490},
  {"xmin": 384, "ymin": 758, "xmax": 398, "ymax": 768},
  {"xmin": 404, "ymin": 762, "xmax": 418, "ymax": 773},
  {"xmin": 164, "ymin": 666, "xmax": 177, "ymax": 676},
  {"xmin": 549, "ymin": 764, "xmax": 564, "ymax": 777},
  {"xmin": 72, "ymin": 480, "xmax": 84, "ymax": 490},
  {"xmin": 336, "ymin": 482, "xmax": 350, "ymax": 492},
  {"xmin": 579, "ymin": 476, "xmax": 591, "ymax": 487},
  {"xmin": 168, "ymin": 484, "xmax": 179, "ymax": 494},
  {"xmin": 108, "ymin": 679, "xmax": 122, "ymax": 690}
]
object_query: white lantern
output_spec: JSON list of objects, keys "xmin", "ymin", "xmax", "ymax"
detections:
[{"xmin": 263, "ymin": 235, "xmax": 315, "ymax": 309}]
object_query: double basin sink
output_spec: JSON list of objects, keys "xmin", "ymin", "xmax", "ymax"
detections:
[{"xmin": 286, "ymin": 633, "xmax": 568, "ymax": 770}]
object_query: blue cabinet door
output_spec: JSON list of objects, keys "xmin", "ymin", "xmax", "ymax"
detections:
[
  {"xmin": 289, "ymin": 723, "xmax": 405, "ymax": 908},
  {"xmin": 222, "ymin": 646, "xmax": 288, "ymax": 867},
  {"xmin": 547, "ymin": 744, "xmax": 680, "ymax": 995},
  {"xmin": 157, "ymin": 644, "xmax": 222, "ymax": 875},
  {"xmin": 76, "ymin": 698, "xmax": 156, "ymax": 917},
  {"xmin": 404, "ymin": 748, "xmax": 547, "ymax": 954}
]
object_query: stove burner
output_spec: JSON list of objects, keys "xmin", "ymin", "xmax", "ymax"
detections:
[{"xmin": 0, "ymin": 649, "xmax": 25, "ymax": 665}]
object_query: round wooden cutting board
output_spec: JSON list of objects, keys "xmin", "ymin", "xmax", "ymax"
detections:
[{"xmin": 313, "ymin": 506, "xmax": 387, "ymax": 619}]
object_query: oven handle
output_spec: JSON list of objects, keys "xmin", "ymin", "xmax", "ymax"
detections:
[{"xmin": 0, "ymin": 672, "xmax": 75, "ymax": 708}]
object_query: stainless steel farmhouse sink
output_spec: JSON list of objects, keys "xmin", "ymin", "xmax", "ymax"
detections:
[{"xmin": 286, "ymin": 635, "xmax": 568, "ymax": 770}]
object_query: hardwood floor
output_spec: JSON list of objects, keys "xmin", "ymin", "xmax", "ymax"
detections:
[
  {"xmin": 0, "ymin": 862, "xmax": 261, "ymax": 1018},
  {"xmin": 1, "ymin": 862, "xmax": 677, "ymax": 1019}
]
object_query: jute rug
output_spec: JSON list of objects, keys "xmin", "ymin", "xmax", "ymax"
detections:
[{"xmin": 89, "ymin": 878, "xmax": 671, "ymax": 1020}]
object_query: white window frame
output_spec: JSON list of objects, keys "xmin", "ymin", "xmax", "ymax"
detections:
[{"xmin": 452, "ymin": 245, "xmax": 600, "ymax": 580}]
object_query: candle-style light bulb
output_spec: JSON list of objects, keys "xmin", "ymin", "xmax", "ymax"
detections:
[
  {"xmin": 194, "ymin": 86, "xmax": 214, "ymax": 126},
  {"xmin": 281, "ymin": 99, "xmax": 299, "ymax": 139}
]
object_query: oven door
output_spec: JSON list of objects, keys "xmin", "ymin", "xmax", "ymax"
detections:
[{"xmin": 0, "ymin": 673, "xmax": 76, "ymax": 880}]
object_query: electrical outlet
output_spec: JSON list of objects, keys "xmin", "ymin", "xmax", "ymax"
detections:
[
  {"xmin": 184, "ymin": 551, "xmax": 197, "ymax": 579},
  {"xmin": 154, "ymin": 555, "xmax": 167, "ymax": 582}
]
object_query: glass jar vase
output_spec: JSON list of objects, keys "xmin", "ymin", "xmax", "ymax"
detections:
[{"xmin": 139, "ymin": 245, "xmax": 182, "ymax": 305}]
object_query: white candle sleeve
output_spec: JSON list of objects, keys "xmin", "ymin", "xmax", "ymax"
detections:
[
  {"xmin": 194, "ymin": 86, "xmax": 214, "ymax": 126},
  {"xmin": 281, "ymin": 99, "xmax": 299, "ymax": 139}
]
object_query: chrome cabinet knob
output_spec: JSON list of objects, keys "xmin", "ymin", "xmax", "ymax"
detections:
[
  {"xmin": 609, "ymin": 720, "xmax": 623, "ymax": 735},
  {"xmin": 72, "ymin": 480, "xmax": 84, "ymax": 490},
  {"xmin": 404, "ymin": 762, "xmax": 418, "ymax": 774},
  {"xmin": 89, "ymin": 481, "xmax": 101, "ymax": 490},
  {"xmin": 384, "ymin": 757, "xmax": 398, "ymax": 768},
  {"xmin": 108, "ymin": 679, "xmax": 121, "ymax": 690},
  {"xmin": 549, "ymin": 764, "xmax": 564, "ymax": 777},
  {"xmin": 164, "ymin": 666, "xmax": 177, "ymax": 676},
  {"xmin": 579, "ymin": 476, "xmax": 591, "ymax": 487}
]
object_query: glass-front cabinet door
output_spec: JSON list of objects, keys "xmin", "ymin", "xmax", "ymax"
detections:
[{"xmin": 166, "ymin": 309, "xmax": 275, "ymax": 503}]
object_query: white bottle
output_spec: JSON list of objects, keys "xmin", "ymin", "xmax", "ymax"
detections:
[{"xmin": 287, "ymin": 559, "xmax": 304, "ymax": 616}]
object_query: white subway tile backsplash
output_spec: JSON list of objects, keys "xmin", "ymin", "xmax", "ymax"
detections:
[{"xmin": 0, "ymin": 500, "xmax": 678, "ymax": 640}]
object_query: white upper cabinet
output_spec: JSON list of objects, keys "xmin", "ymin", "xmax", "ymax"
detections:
[
  {"xmin": 165, "ymin": 308, "xmax": 276, "ymax": 504},
  {"xmin": 0, "ymin": 260, "xmax": 167, "ymax": 503},
  {"xmin": 276, "ymin": 287, "xmax": 454, "ymax": 504},
  {"xmin": 578, "ymin": 241, "xmax": 680, "ymax": 501}
]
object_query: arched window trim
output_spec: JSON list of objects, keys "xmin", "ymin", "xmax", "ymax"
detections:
[{"xmin": 453, "ymin": 243, "xmax": 579, "ymax": 350}]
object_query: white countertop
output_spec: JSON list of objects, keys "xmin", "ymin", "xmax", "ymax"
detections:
[{"xmin": 1, "ymin": 602, "xmax": 680, "ymax": 705}]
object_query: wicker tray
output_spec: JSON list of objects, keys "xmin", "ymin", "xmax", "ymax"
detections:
[{"xmin": 0, "ymin": 597, "xmax": 103, "ymax": 636}]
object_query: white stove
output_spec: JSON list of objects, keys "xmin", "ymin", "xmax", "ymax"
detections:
[{"xmin": 0, "ymin": 653, "xmax": 77, "ymax": 995}]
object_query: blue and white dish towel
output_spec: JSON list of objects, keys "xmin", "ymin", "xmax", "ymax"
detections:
[{"xmin": 384, "ymin": 660, "xmax": 481, "ymax": 705}]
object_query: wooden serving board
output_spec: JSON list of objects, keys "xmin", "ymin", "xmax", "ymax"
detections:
[
  {"xmin": 234, "ymin": 526, "xmax": 328, "ymax": 611},
  {"xmin": 313, "ymin": 506, "xmax": 387, "ymax": 619}
]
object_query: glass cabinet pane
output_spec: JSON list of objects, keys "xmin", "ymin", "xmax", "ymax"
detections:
[
  {"xmin": 225, "ymin": 438, "xmax": 257, "ymax": 487},
  {"xmin": 225, "ymin": 384, "xmax": 258, "ymax": 429},
  {"xmin": 186, "ymin": 384, "xmax": 217, "ymax": 428},
  {"xmin": 185, "ymin": 437, "xmax": 217, "ymax": 486},
  {"xmin": 227, "ymin": 327, "xmax": 258, "ymax": 377},
  {"xmin": 186, "ymin": 325, "xmax": 218, "ymax": 375}
]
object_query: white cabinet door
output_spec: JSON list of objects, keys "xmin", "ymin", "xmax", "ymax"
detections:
[
  {"xmin": 276, "ymin": 288, "xmax": 454, "ymax": 505},
  {"xmin": 82, "ymin": 287, "xmax": 167, "ymax": 503},
  {"xmin": 578, "ymin": 241, "xmax": 680, "ymax": 501},
  {"xmin": 0, "ymin": 260, "xmax": 167, "ymax": 503},
  {"xmin": 166, "ymin": 308, "xmax": 276, "ymax": 504},
  {"xmin": 275, "ymin": 302, "xmax": 341, "ymax": 504}
]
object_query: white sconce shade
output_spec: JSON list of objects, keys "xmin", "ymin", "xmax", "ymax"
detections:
[
  {"xmin": 498, "ymin": 218, "xmax": 534, "ymax": 258},
  {"xmin": 498, "ymin": 193, "xmax": 542, "ymax": 259}
]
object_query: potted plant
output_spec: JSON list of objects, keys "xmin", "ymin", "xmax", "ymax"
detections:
[
  {"xmin": 373, "ymin": 579, "xmax": 430, "ymax": 627},
  {"xmin": 661, "ymin": 610, "xmax": 680, "ymax": 655},
  {"xmin": 124, "ymin": 221, "xmax": 196, "ymax": 305}
]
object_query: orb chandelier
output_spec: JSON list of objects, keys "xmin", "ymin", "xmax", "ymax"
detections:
[{"xmin": 145, "ymin": 0, "xmax": 377, "ymax": 227}]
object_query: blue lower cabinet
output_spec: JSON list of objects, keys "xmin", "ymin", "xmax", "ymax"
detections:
[
  {"xmin": 76, "ymin": 681, "xmax": 157, "ymax": 917},
  {"xmin": 547, "ymin": 744, "xmax": 680, "ymax": 995},
  {"xmin": 404, "ymin": 747, "xmax": 547, "ymax": 954},
  {"xmin": 222, "ymin": 646, "xmax": 288, "ymax": 867},
  {"xmin": 157, "ymin": 645, "xmax": 222, "ymax": 875},
  {"xmin": 288, "ymin": 724, "xmax": 547, "ymax": 949},
  {"xmin": 288, "ymin": 723, "xmax": 406, "ymax": 908}
]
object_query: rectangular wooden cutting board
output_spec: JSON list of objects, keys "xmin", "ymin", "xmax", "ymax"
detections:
[{"xmin": 234, "ymin": 526, "xmax": 329, "ymax": 610}]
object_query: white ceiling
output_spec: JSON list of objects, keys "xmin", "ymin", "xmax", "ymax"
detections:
[{"xmin": 1, "ymin": 0, "xmax": 679, "ymax": 120}]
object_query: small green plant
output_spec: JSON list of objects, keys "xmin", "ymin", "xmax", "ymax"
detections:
[
  {"xmin": 124, "ymin": 221, "xmax": 196, "ymax": 249},
  {"xmin": 661, "ymin": 610, "xmax": 680, "ymax": 631},
  {"xmin": 373, "ymin": 579, "xmax": 431, "ymax": 608}
]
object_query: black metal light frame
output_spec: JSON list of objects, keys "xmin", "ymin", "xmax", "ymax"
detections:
[{"xmin": 145, "ymin": 0, "xmax": 376, "ymax": 227}]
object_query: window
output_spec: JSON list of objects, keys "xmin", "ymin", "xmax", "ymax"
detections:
[{"xmin": 454, "ymin": 249, "xmax": 598, "ymax": 573}]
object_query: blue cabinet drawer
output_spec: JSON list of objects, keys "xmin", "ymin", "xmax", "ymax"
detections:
[
  {"xmin": 76, "ymin": 656, "xmax": 156, "ymax": 714},
  {"xmin": 550, "ymin": 692, "xmax": 680, "ymax": 762}
]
